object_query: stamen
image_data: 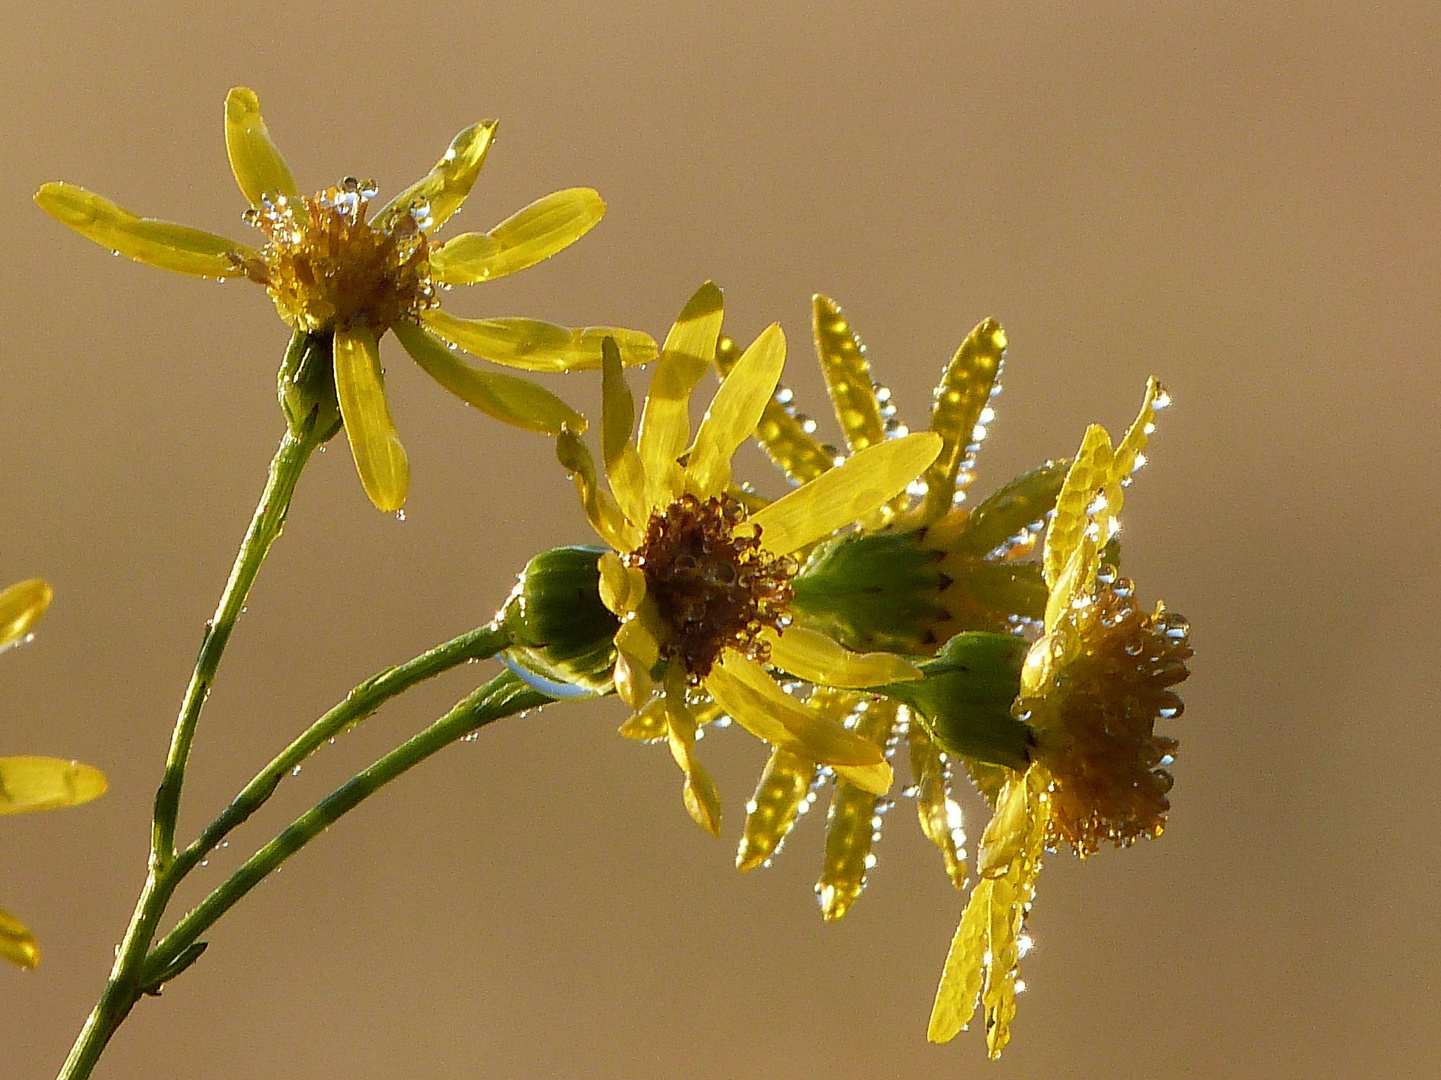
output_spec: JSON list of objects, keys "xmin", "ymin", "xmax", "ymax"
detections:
[
  {"xmin": 239, "ymin": 180, "xmax": 438, "ymax": 334},
  {"xmin": 626, "ymin": 493, "xmax": 795, "ymax": 680}
]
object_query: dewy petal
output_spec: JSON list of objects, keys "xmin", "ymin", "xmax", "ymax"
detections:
[
  {"xmin": 737, "ymin": 747, "xmax": 818, "ymax": 870},
  {"xmin": 334, "ymin": 327, "xmax": 410, "ymax": 512},
  {"xmin": 748, "ymin": 431, "xmax": 942, "ymax": 555},
  {"xmin": 421, "ymin": 310, "xmax": 657, "ymax": 373},
  {"xmin": 919, "ymin": 317, "xmax": 1007, "ymax": 523},
  {"xmin": 1044, "ymin": 423, "xmax": 1114, "ymax": 589},
  {"xmin": 686, "ymin": 322, "xmax": 786, "ymax": 498},
  {"xmin": 35, "ymin": 183, "xmax": 253, "ymax": 278},
  {"xmin": 375, "ymin": 120, "xmax": 498, "ymax": 232},
  {"xmin": 636, "ymin": 282, "xmax": 725, "ymax": 511},
  {"xmin": 0, "ymin": 907, "xmax": 40, "ymax": 968},
  {"xmin": 430, "ymin": 188, "xmax": 607, "ymax": 285},
  {"xmin": 224, "ymin": 87, "xmax": 299, "ymax": 207},
  {"xmin": 0, "ymin": 756, "xmax": 107, "ymax": 815},
  {"xmin": 664, "ymin": 669, "xmax": 723, "ymax": 836},
  {"xmin": 813, "ymin": 295, "xmax": 887, "ymax": 454},
  {"xmin": 0, "ymin": 578, "xmax": 52, "ymax": 650},
  {"xmin": 977, "ymin": 772, "xmax": 1034, "ymax": 878},
  {"xmin": 704, "ymin": 654, "xmax": 887, "ymax": 773},
  {"xmin": 600, "ymin": 339, "xmax": 648, "ymax": 526},
  {"xmin": 762, "ymin": 625, "xmax": 922, "ymax": 688},
  {"xmin": 556, "ymin": 430, "xmax": 640, "ymax": 552},
  {"xmin": 392, "ymin": 320, "xmax": 584, "ymax": 435}
]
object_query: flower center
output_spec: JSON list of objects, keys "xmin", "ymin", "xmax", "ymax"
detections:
[
  {"xmin": 238, "ymin": 177, "xmax": 437, "ymax": 334},
  {"xmin": 1024, "ymin": 572, "xmax": 1191, "ymax": 856},
  {"xmin": 625, "ymin": 493, "xmax": 795, "ymax": 680}
]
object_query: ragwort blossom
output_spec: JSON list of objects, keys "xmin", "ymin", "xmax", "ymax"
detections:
[
  {"xmin": 927, "ymin": 378, "xmax": 1191, "ymax": 1057},
  {"xmin": 36, "ymin": 87, "xmax": 655, "ymax": 511},
  {"xmin": 727, "ymin": 297, "xmax": 1061, "ymax": 918},
  {"xmin": 553, "ymin": 283, "xmax": 942, "ymax": 835},
  {"xmin": 0, "ymin": 579, "xmax": 106, "ymax": 968}
]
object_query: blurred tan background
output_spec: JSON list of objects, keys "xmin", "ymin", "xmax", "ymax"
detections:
[{"xmin": 3, "ymin": 3, "xmax": 1437, "ymax": 1077}]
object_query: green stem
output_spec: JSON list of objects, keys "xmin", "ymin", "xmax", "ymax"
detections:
[
  {"xmin": 56, "ymin": 425, "xmax": 320, "ymax": 1080},
  {"xmin": 144, "ymin": 669, "xmax": 549, "ymax": 982},
  {"xmin": 170, "ymin": 622, "xmax": 513, "ymax": 882}
]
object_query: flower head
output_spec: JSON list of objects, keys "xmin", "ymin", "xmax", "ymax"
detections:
[
  {"xmin": 551, "ymin": 283, "xmax": 941, "ymax": 835},
  {"xmin": 728, "ymin": 297, "xmax": 1052, "ymax": 917},
  {"xmin": 37, "ymin": 87, "xmax": 657, "ymax": 511},
  {"xmin": 0, "ymin": 579, "xmax": 107, "ymax": 968},
  {"xmin": 927, "ymin": 378, "xmax": 1191, "ymax": 1056}
]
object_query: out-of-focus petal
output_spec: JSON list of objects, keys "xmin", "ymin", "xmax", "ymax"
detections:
[
  {"xmin": 0, "ymin": 578, "xmax": 52, "ymax": 650},
  {"xmin": 35, "ymin": 183, "xmax": 252, "ymax": 278},
  {"xmin": 0, "ymin": 908, "xmax": 39, "ymax": 968},
  {"xmin": 748, "ymin": 431, "xmax": 942, "ymax": 555},
  {"xmin": 762, "ymin": 625, "xmax": 921, "ymax": 688},
  {"xmin": 813, "ymin": 295, "xmax": 887, "ymax": 454},
  {"xmin": 909, "ymin": 723, "xmax": 968, "ymax": 888},
  {"xmin": 618, "ymin": 697, "xmax": 667, "ymax": 742},
  {"xmin": 421, "ymin": 310, "xmax": 656, "ymax": 373},
  {"xmin": 686, "ymin": 322, "xmax": 785, "ymax": 498},
  {"xmin": 919, "ymin": 317, "xmax": 1006, "ymax": 523},
  {"xmin": 429, "ymin": 188, "xmax": 605, "ymax": 284},
  {"xmin": 737, "ymin": 747, "xmax": 817, "ymax": 871},
  {"xmin": 0, "ymin": 756, "xmax": 107, "ymax": 815},
  {"xmin": 375, "ymin": 120, "xmax": 497, "ymax": 232},
  {"xmin": 333, "ymin": 327, "xmax": 409, "ymax": 512},
  {"xmin": 636, "ymin": 282, "xmax": 725, "ymax": 511},
  {"xmin": 393, "ymin": 320, "xmax": 583, "ymax": 435},
  {"xmin": 224, "ymin": 87, "xmax": 299, "ymax": 207}
]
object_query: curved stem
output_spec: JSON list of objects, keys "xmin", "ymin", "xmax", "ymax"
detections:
[
  {"xmin": 57, "ymin": 425, "xmax": 320, "ymax": 1080},
  {"xmin": 144, "ymin": 669, "xmax": 549, "ymax": 982},
  {"xmin": 170, "ymin": 622, "xmax": 513, "ymax": 883},
  {"xmin": 154, "ymin": 427, "xmax": 320, "ymax": 864}
]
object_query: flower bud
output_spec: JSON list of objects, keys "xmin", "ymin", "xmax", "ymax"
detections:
[
  {"xmin": 879, "ymin": 631, "xmax": 1032, "ymax": 770},
  {"xmin": 277, "ymin": 330, "xmax": 343, "ymax": 442},
  {"xmin": 498, "ymin": 545, "xmax": 620, "ymax": 699}
]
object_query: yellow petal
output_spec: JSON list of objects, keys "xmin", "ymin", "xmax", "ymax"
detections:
[
  {"xmin": 35, "ymin": 183, "xmax": 251, "ymax": 278},
  {"xmin": 1042, "ymin": 423, "xmax": 1113, "ymax": 588},
  {"xmin": 832, "ymin": 760, "xmax": 894, "ymax": 796},
  {"xmin": 704, "ymin": 654, "xmax": 884, "ymax": 769},
  {"xmin": 717, "ymin": 334, "xmax": 836, "ymax": 487},
  {"xmin": 664, "ymin": 671, "xmax": 722, "ymax": 836},
  {"xmin": 1093, "ymin": 377, "xmax": 1167, "ymax": 549},
  {"xmin": 0, "ymin": 578, "xmax": 52, "ymax": 650},
  {"xmin": 928, "ymin": 880, "xmax": 990, "ymax": 1043},
  {"xmin": 375, "ymin": 120, "xmax": 497, "ymax": 231},
  {"xmin": 430, "ymin": 188, "xmax": 606, "ymax": 285},
  {"xmin": 618, "ymin": 697, "xmax": 668, "ymax": 741},
  {"xmin": 813, "ymin": 295, "xmax": 887, "ymax": 454},
  {"xmin": 556, "ymin": 430, "xmax": 639, "ymax": 551},
  {"xmin": 600, "ymin": 339, "xmax": 648, "ymax": 526},
  {"xmin": 686, "ymin": 322, "xmax": 786, "ymax": 498},
  {"xmin": 762, "ymin": 625, "xmax": 921, "ymax": 688},
  {"xmin": 333, "ymin": 327, "xmax": 409, "ymax": 512},
  {"xmin": 392, "ymin": 320, "xmax": 584, "ymax": 435},
  {"xmin": 919, "ymin": 317, "xmax": 1007, "ymax": 524},
  {"xmin": 816, "ymin": 694, "xmax": 898, "ymax": 921},
  {"xmin": 977, "ymin": 773, "xmax": 1033, "ymax": 878},
  {"xmin": 224, "ymin": 87, "xmax": 298, "ymax": 207},
  {"xmin": 909, "ymin": 723, "xmax": 969, "ymax": 888},
  {"xmin": 597, "ymin": 551, "xmax": 644, "ymax": 615},
  {"xmin": 0, "ymin": 908, "xmax": 39, "ymax": 968},
  {"xmin": 636, "ymin": 282, "xmax": 725, "ymax": 511},
  {"xmin": 748, "ymin": 431, "xmax": 942, "ymax": 555},
  {"xmin": 737, "ymin": 747, "xmax": 817, "ymax": 871},
  {"xmin": 0, "ymin": 756, "xmax": 107, "ymax": 815},
  {"xmin": 421, "ymin": 310, "xmax": 656, "ymax": 373}
]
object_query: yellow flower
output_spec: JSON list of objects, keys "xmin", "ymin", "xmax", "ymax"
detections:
[
  {"xmin": 36, "ymin": 87, "xmax": 657, "ymax": 512},
  {"xmin": 0, "ymin": 579, "xmax": 107, "ymax": 969},
  {"xmin": 554, "ymin": 283, "xmax": 942, "ymax": 836},
  {"xmin": 731, "ymin": 296, "xmax": 1038, "ymax": 918},
  {"xmin": 927, "ymin": 378, "xmax": 1191, "ymax": 1057}
]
